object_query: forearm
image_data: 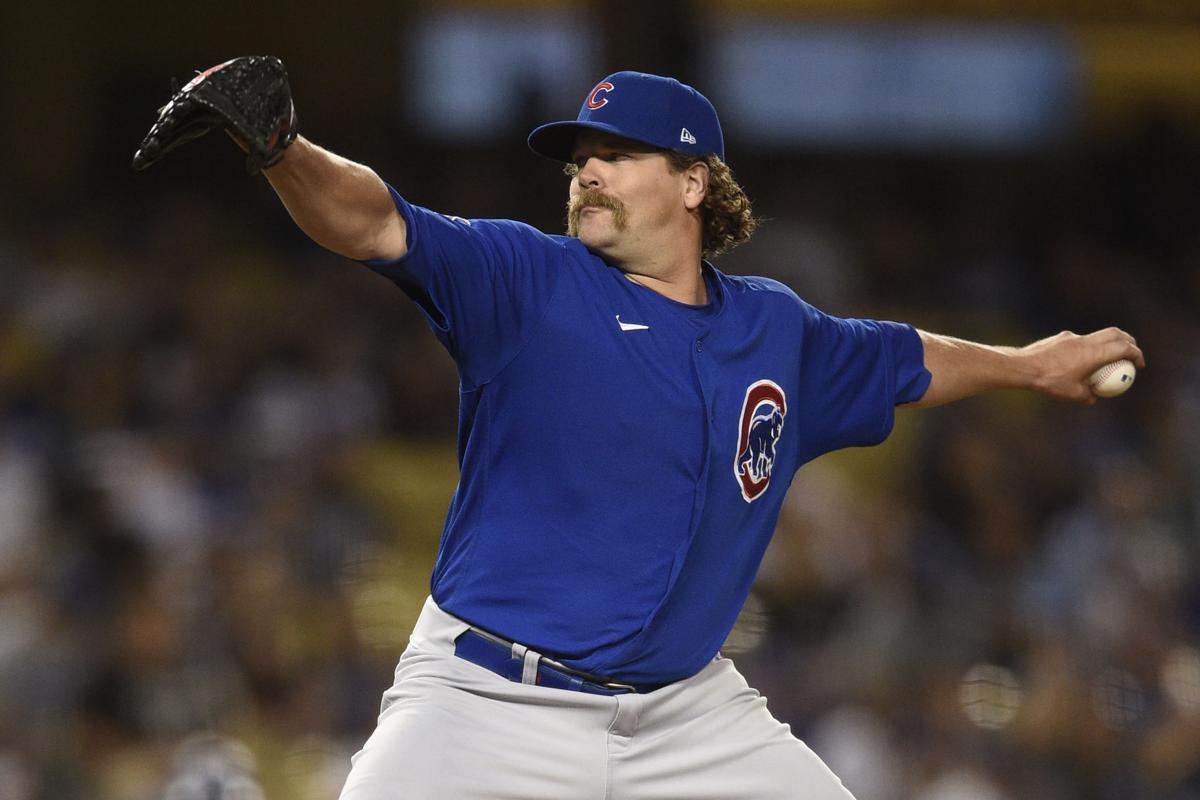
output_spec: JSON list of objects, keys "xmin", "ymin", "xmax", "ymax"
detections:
[
  {"xmin": 910, "ymin": 332, "xmax": 1038, "ymax": 408},
  {"xmin": 909, "ymin": 327, "xmax": 1145, "ymax": 408},
  {"xmin": 263, "ymin": 136, "xmax": 407, "ymax": 262}
]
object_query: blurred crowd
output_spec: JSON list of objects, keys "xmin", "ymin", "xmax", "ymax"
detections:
[{"xmin": 0, "ymin": 100, "xmax": 1198, "ymax": 800}]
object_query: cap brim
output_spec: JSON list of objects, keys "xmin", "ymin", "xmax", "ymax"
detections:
[{"xmin": 527, "ymin": 120, "xmax": 649, "ymax": 163}]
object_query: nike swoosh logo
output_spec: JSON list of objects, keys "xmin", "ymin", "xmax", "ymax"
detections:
[{"xmin": 616, "ymin": 315, "xmax": 650, "ymax": 331}]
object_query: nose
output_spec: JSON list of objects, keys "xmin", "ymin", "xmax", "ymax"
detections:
[{"xmin": 576, "ymin": 157, "xmax": 602, "ymax": 189}]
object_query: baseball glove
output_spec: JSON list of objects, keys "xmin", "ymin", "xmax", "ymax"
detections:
[{"xmin": 132, "ymin": 55, "xmax": 298, "ymax": 175}]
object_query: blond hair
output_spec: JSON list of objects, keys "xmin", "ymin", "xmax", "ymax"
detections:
[{"xmin": 663, "ymin": 151, "xmax": 757, "ymax": 260}]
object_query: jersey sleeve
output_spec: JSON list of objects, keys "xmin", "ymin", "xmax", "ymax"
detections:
[
  {"xmin": 361, "ymin": 184, "xmax": 562, "ymax": 389},
  {"xmin": 794, "ymin": 301, "xmax": 931, "ymax": 459}
]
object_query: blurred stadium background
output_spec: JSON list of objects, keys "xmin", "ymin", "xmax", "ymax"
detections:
[{"xmin": 1, "ymin": 1, "xmax": 1198, "ymax": 798}]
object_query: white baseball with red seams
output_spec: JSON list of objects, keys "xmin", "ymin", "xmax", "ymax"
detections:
[{"xmin": 1088, "ymin": 359, "xmax": 1137, "ymax": 397}]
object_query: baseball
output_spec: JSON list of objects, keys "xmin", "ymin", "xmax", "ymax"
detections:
[{"xmin": 1088, "ymin": 359, "xmax": 1136, "ymax": 397}]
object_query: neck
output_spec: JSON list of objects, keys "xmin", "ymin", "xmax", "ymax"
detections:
[
  {"xmin": 624, "ymin": 264, "xmax": 708, "ymax": 305},
  {"xmin": 594, "ymin": 216, "xmax": 707, "ymax": 304}
]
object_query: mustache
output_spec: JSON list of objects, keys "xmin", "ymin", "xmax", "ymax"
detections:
[{"xmin": 566, "ymin": 190, "xmax": 627, "ymax": 236}]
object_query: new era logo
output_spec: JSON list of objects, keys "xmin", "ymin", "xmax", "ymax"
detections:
[{"xmin": 680, "ymin": 128, "xmax": 696, "ymax": 145}]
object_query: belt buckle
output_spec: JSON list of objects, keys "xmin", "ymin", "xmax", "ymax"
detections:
[
  {"xmin": 463, "ymin": 626, "xmax": 640, "ymax": 693},
  {"xmin": 539, "ymin": 654, "xmax": 637, "ymax": 693}
]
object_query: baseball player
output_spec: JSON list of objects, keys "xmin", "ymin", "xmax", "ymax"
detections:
[{"xmin": 134, "ymin": 58, "xmax": 1145, "ymax": 799}]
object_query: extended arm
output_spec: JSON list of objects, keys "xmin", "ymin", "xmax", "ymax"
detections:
[
  {"xmin": 133, "ymin": 56, "xmax": 407, "ymax": 263},
  {"xmin": 909, "ymin": 328, "xmax": 1146, "ymax": 408},
  {"xmin": 262, "ymin": 136, "xmax": 407, "ymax": 262}
]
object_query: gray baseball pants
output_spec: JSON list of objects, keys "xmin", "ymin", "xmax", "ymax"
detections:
[{"xmin": 338, "ymin": 596, "xmax": 855, "ymax": 800}]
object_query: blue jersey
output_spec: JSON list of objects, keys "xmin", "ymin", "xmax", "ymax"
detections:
[{"xmin": 366, "ymin": 186, "xmax": 931, "ymax": 684}]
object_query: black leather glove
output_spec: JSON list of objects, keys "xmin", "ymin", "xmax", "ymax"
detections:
[{"xmin": 133, "ymin": 55, "xmax": 298, "ymax": 175}]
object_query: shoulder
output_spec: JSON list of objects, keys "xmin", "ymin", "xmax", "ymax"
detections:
[
  {"xmin": 717, "ymin": 272, "xmax": 819, "ymax": 319},
  {"xmin": 471, "ymin": 221, "xmax": 601, "ymax": 263},
  {"xmin": 548, "ymin": 233, "xmax": 602, "ymax": 260},
  {"xmin": 466, "ymin": 216, "xmax": 558, "ymax": 247},
  {"xmin": 433, "ymin": 217, "xmax": 587, "ymax": 273},
  {"xmin": 406, "ymin": 200, "xmax": 604, "ymax": 271},
  {"xmin": 723, "ymin": 273, "xmax": 797, "ymax": 298}
]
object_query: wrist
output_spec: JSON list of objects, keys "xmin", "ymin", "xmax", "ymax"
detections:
[
  {"xmin": 1001, "ymin": 345, "xmax": 1037, "ymax": 391},
  {"xmin": 263, "ymin": 134, "xmax": 307, "ymax": 175}
]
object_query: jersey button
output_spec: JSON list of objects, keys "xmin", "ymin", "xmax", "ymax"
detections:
[{"xmin": 695, "ymin": 339, "xmax": 703, "ymax": 353}]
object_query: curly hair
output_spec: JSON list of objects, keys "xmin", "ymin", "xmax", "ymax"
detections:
[
  {"xmin": 664, "ymin": 150, "xmax": 757, "ymax": 260},
  {"xmin": 563, "ymin": 151, "xmax": 757, "ymax": 260}
]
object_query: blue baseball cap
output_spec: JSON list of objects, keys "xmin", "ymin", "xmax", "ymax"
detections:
[{"xmin": 528, "ymin": 71, "xmax": 724, "ymax": 163}]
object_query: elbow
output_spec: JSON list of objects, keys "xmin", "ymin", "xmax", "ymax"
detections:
[
  {"xmin": 362, "ymin": 207, "xmax": 408, "ymax": 262},
  {"xmin": 317, "ymin": 208, "xmax": 407, "ymax": 262}
]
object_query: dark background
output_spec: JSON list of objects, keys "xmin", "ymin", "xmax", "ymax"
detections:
[{"xmin": 0, "ymin": 2, "xmax": 1198, "ymax": 798}]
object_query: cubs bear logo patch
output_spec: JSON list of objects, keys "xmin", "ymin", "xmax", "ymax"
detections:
[{"xmin": 734, "ymin": 380, "xmax": 787, "ymax": 502}]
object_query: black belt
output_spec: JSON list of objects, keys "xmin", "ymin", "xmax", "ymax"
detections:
[{"xmin": 453, "ymin": 629, "xmax": 665, "ymax": 696}]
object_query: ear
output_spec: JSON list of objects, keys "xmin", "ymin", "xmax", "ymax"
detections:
[{"xmin": 681, "ymin": 160, "xmax": 709, "ymax": 211}]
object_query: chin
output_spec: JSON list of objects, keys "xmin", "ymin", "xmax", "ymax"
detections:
[
  {"xmin": 577, "ymin": 223, "xmax": 615, "ymax": 251},
  {"xmin": 578, "ymin": 236, "xmax": 622, "ymax": 265}
]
